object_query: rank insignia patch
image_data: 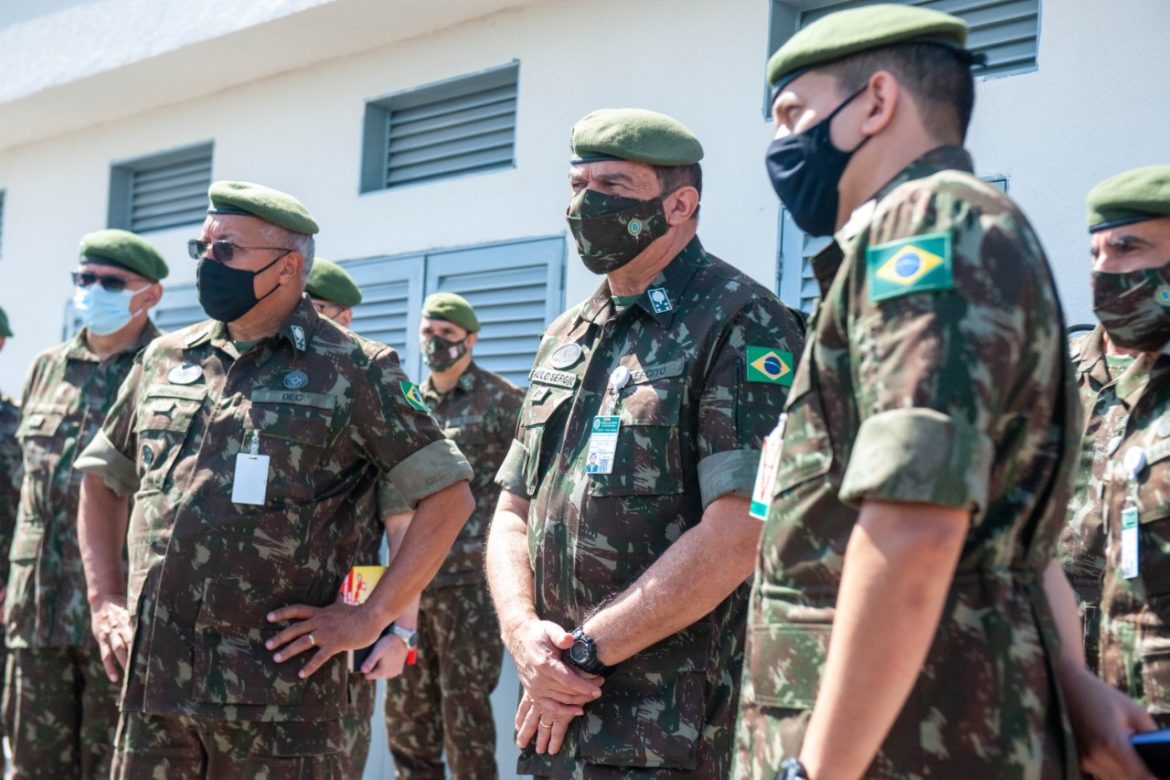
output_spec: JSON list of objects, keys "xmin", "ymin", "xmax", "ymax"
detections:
[
  {"xmin": 746, "ymin": 347, "xmax": 794, "ymax": 386},
  {"xmin": 866, "ymin": 232, "xmax": 953, "ymax": 303},
  {"xmin": 400, "ymin": 381, "xmax": 429, "ymax": 412}
]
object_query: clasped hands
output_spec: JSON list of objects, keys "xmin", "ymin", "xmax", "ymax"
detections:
[{"xmin": 510, "ymin": 619, "xmax": 604, "ymax": 755}]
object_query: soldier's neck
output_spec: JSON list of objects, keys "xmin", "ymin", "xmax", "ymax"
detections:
[
  {"xmin": 606, "ymin": 224, "xmax": 695, "ymax": 297},
  {"xmin": 85, "ymin": 314, "xmax": 149, "ymax": 361},
  {"xmin": 430, "ymin": 355, "xmax": 472, "ymax": 393}
]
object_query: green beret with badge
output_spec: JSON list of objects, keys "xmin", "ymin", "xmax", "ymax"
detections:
[
  {"xmin": 208, "ymin": 180, "xmax": 319, "ymax": 235},
  {"xmin": 1087, "ymin": 165, "xmax": 1170, "ymax": 233},
  {"xmin": 0, "ymin": 305, "xmax": 12, "ymax": 338},
  {"xmin": 570, "ymin": 108, "xmax": 704, "ymax": 166},
  {"xmin": 306, "ymin": 258, "xmax": 362, "ymax": 308},
  {"xmin": 766, "ymin": 3, "xmax": 970, "ymax": 90},
  {"xmin": 421, "ymin": 292, "xmax": 480, "ymax": 333},
  {"xmin": 79, "ymin": 229, "xmax": 169, "ymax": 281}
]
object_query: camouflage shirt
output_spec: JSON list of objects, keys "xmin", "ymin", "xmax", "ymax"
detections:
[
  {"xmin": 1094, "ymin": 342, "xmax": 1170, "ymax": 719},
  {"xmin": 1059, "ymin": 325, "xmax": 1122, "ymax": 671},
  {"xmin": 0, "ymin": 393, "xmax": 20, "ymax": 591},
  {"xmin": 75, "ymin": 297, "xmax": 472, "ymax": 723},
  {"xmin": 376, "ymin": 362, "xmax": 523, "ymax": 588},
  {"xmin": 736, "ymin": 146, "xmax": 1081, "ymax": 779},
  {"xmin": 496, "ymin": 237, "xmax": 805, "ymax": 777},
  {"xmin": 6, "ymin": 323, "xmax": 160, "ymax": 649}
]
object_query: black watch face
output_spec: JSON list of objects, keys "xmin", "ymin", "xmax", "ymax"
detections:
[{"xmin": 569, "ymin": 638, "xmax": 590, "ymax": 664}]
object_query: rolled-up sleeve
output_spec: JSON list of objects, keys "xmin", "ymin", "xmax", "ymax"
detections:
[{"xmin": 696, "ymin": 297, "xmax": 805, "ymax": 508}]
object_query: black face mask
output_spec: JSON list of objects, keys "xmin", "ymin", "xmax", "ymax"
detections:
[
  {"xmin": 196, "ymin": 253, "xmax": 285, "ymax": 323},
  {"xmin": 765, "ymin": 85, "xmax": 870, "ymax": 237}
]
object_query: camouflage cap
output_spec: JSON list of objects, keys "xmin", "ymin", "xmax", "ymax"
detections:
[
  {"xmin": 570, "ymin": 108, "xmax": 703, "ymax": 167},
  {"xmin": 1087, "ymin": 166, "xmax": 1170, "ymax": 233},
  {"xmin": 422, "ymin": 292, "xmax": 479, "ymax": 333},
  {"xmin": 766, "ymin": 4, "xmax": 969, "ymax": 90},
  {"xmin": 305, "ymin": 257, "xmax": 362, "ymax": 308},
  {"xmin": 0, "ymin": 305, "xmax": 11, "ymax": 338},
  {"xmin": 208, "ymin": 180, "xmax": 319, "ymax": 235},
  {"xmin": 79, "ymin": 229, "xmax": 169, "ymax": 281}
]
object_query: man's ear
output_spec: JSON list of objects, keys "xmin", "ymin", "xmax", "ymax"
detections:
[
  {"xmin": 664, "ymin": 186, "xmax": 700, "ymax": 226},
  {"xmin": 860, "ymin": 70, "xmax": 899, "ymax": 138},
  {"xmin": 139, "ymin": 283, "xmax": 164, "ymax": 312},
  {"xmin": 465, "ymin": 332, "xmax": 479, "ymax": 349},
  {"xmin": 281, "ymin": 252, "xmax": 305, "ymax": 284}
]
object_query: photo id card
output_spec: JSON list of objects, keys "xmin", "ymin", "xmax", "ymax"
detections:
[
  {"xmin": 585, "ymin": 416, "xmax": 621, "ymax": 475},
  {"xmin": 231, "ymin": 453, "xmax": 270, "ymax": 505}
]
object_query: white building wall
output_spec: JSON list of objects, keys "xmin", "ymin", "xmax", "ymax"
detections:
[{"xmin": 0, "ymin": 0, "xmax": 1167, "ymax": 776}]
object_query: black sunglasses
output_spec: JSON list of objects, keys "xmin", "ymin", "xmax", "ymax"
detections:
[
  {"xmin": 187, "ymin": 239, "xmax": 293, "ymax": 264},
  {"xmin": 72, "ymin": 270, "xmax": 134, "ymax": 292}
]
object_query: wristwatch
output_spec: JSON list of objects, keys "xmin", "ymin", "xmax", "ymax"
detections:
[
  {"xmin": 388, "ymin": 623, "xmax": 418, "ymax": 651},
  {"xmin": 565, "ymin": 627, "xmax": 614, "ymax": 677},
  {"xmin": 778, "ymin": 757, "xmax": 809, "ymax": 780}
]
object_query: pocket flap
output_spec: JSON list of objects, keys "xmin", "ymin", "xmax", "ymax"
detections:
[
  {"xmin": 747, "ymin": 622, "xmax": 830, "ymax": 710},
  {"xmin": 618, "ymin": 380, "xmax": 682, "ymax": 427},
  {"xmin": 16, "ymin": 410, "xmax": 64, "ymax": 438}
]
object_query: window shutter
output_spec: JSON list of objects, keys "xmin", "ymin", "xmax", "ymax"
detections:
[
  {"xmin": 362, "ymin": 63, "xmax": 518, "ymax": 192},
  {"xmin": 799, "ymin": 0, "xmax": 1040, "ymax": 77},
  {"xmin": 109, "ymin": 143, "xmax": 213, "ymax": 233},
  {"xmin": 425, "ymin": 237, "xmax": 564, "ymax": 387}
]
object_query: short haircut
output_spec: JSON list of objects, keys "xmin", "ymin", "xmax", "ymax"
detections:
[
  {"xmin": 652, "ymin": 162, "xmax": 703, "ymax": 220},
  {"xmin": 814, "ymin": 41, "xmax": 977, "ymax": 142},
  {"xmin": 260, "ymin": 224, "xmax": 316, "ymax": 279}
]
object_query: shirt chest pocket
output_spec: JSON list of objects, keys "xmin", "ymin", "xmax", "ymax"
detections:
[
  {"xmin": 136, "ymin": 385, "xmax": 206, "ymax": 490},
  {"xmin": 1131, "ymin": 436, "xmax": 1170, "ymax": 597},
  {"xmin": 772, "ymin": 354, "xmax": 834, "ymax": 499},
  {"xmin": 589, "ymin": 379, "xmax": 685, "ymax": 497},
  {"xmin": 16, "ymin": 407, "xmax": 67, "ymax": 471},
  {"xmin": 246, "ymin": 390, "xmax": 336, "ymax": 504},
  {"xmin": 520, "ymin": 386, "xmax": 572, "ymax": 496}
]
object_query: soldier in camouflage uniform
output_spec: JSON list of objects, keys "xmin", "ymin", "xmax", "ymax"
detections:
[
  {"xmin": 1061, "ymin": 322, "xmax": 1123, "ymax": 674},
  {"xmin": 379, "ymin": 292, "xmax": 522, "ymax": 780},
  {"xmin": 3, "ymin": 231, "xmax": 167, "ymax": 780},
  {"xmin": 486, "ymin": 108, "xmax": 805, "ymax": 778},
  {"xmin": 1080, "ymin": 167, "xmax": 1170, "ymax": 730},
  {"xmin": 74, "ymin": 181, "xmax": 473, "ymax": 779},
  {"xmin": 0, "ymin": 305, "xmax": 20, "ymax": 741},
  {"xmin": 735, "ymin": 7, "xmax": 1159, "ymax": 780},
  {"xmin": 305, "ymin": 256, "xmax": 379, "ymax": 778}
]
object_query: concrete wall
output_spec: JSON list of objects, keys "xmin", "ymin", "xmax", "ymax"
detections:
[{"xmin": 0, "ymin": 0, "xmax": 1167, "ymax": 774}]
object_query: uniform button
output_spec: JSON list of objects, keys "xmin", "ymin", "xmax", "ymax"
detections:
[{"xmin": 1107, "ymin": 436, "xmax": 1123, "ymax": 456}]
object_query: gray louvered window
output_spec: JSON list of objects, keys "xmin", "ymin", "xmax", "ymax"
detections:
[
  {"xmin": 361, "ymin": 62, "xmax": 518, "ymax": 192},
  {"xmin": 777, "ymin": 0, "xmax": 1039, "ymax": 80},
  {"xmin": 108, "ymin": 143, "xmax": 213, "ymax": 233},
  {"xmin": 777, "ymin": 209, "xmax": 828, "ymax": 314}
]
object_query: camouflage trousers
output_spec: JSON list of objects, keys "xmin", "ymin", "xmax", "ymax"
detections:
[
  {"xmin": 385, "ymin": 581, "xmax": 502, "ymax": 780},
  {"xmin": 339, "ymin": 675, "xmax": 375, "ymax": 779},
  {"xmin": 112, "ymin": 710, "xmax": 345, "ymax": 779},
  {"xmin": 2, "ymin": 644, "xmax": 118, "ymax": 780}
]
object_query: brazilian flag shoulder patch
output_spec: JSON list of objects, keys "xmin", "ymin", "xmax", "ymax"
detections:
[
  {"xmin": 746, "ymin": 347, "xmax": 794, "ymax": 386},
  {"xmin": 865, "ymin": 232, "xmax": 954, "ymax": 303},
  {"xmin": 400, "ymin": 381, "xmax": 430, "ymax": 412}
]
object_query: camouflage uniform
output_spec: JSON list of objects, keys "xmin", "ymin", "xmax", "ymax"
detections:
[
  {"xmin": 496, "ymin": 237, "xmax": 805, "ymax": 778},
  {"xmin": 3, "ymin": 324, "xmax": 160, "ymax": 779},
  {"xmin": 0, "ymin": 392, "xmax": 20, "ymax": 738},
  {"xmin": 1094, "ymin": 340, "xmax": 1170, "ymax": 726},
  {"xmin": 384, "ymin": 362, "xmax": 523, "ymax": 779},
  {"xmin": 1059, "ymin": 325, "xmax": 1120, "ymax": 673},
  {"xmin": 735, "ymin": 146, "xmax": 1081, "ymax": 779},
  {"xmin": 74, "ymin": 297, "xmax": 472, "ymax": 778}
]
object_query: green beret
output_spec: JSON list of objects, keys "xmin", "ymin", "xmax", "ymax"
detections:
[
  {"xmin": 79, "ymin": 229, "xmax": 169, "ymax": 281},
  {"xmin": 570, "ymin": 108, "xmax": 703, "ymax": 167},
  {"xmin": 1087, "ymin": 166, "xmax": 1170, "ymax": 232},
  {"xmin": 421, "ymin": 292, "xmax": 479, "ymax": 333},
  {"xmin": 767, "ymin": 4, "xmax": 969, "ymax": 90},
  {"xmin": 208, "ymin": 181, "xmax": 319, "ymax": 235},
  {"xmin": 0, "ymin": 306, "xmax": 11, "ymax": 338},
  {"xmin": 305, "ymin": 258, "xmax": 362, "ymax": 308}
]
